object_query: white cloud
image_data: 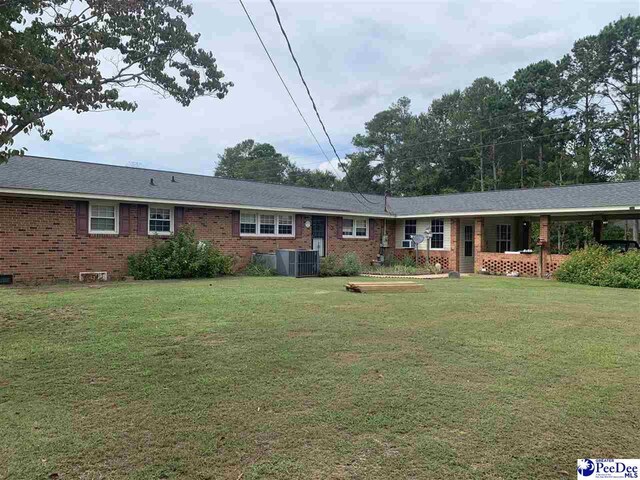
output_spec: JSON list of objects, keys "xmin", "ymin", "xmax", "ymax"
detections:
[{"xmin": 16, "ymin": 0, "xmax": 640, "ymax": 175}]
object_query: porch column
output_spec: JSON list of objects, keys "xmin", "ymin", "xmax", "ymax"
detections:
[
  {"xmin": 538, "ymin": 215, "xmax": 550, "ymax": 278},
  {"xmin": 593, "ymin": 220, "xmax": 603, "ymax": 242},
  {"xmin": 450, "ymin": 218, "xmax": 460, "ymax": 272},
  {"xmin": 474, "ymin": 217, "xmax": 484, "ymax": 273}
]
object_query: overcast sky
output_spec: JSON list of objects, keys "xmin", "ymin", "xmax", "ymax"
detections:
[{"xmin": 18, "ymin": 0, "xmax": 640, "ymax": 176}]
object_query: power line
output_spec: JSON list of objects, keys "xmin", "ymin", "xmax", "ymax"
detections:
[
  {"xmin": 237, "ymin": 0, "xmax": 369, "ymax": 207},
  {"xmin": 267, "ymin": 0, "xmax": 378, "ymax": 204}
]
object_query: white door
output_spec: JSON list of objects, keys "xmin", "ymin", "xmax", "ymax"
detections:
[{"xmin": 459, "ymin": 223, "xmax": 474, "ymax": 273}]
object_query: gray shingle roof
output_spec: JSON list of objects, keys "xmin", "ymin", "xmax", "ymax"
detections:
[
  {"xmin": 389, "ymin": 181, "xmax": 640, "ymax": 216},
  {"xmin": 1, "ymin": 155, "xmax": 638, "ymax": 216},
  {"xmin": 0, "ymin": 156, "xmax": 387, "ymax": 215}
]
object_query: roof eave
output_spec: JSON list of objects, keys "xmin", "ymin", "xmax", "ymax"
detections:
[{"xmin": 0, "ymin": 187, "xmax": 394, "ymax": 218}]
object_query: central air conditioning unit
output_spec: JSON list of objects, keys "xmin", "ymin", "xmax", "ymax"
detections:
[
  {"xmin": 276, "ymin": 249, "xmax": 320, "ymax": 277},
  {"xmin": 402, "ymin": 239, "xmax": 414, "ymax": 249}
]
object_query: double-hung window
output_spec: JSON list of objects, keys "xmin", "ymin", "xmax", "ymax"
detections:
[
  {"xmin": 149, "ymin": 206, "xmax": 173, "ymax": 235},
  {"xmin": 430, "ymin": 219, "xmax": 444, "ymax": 249},
  {"xmin": 278, "ymin": 214, "xmax": 293, "ymax": 235},
  {"xmin": 239, "ymin": 211, "xmax": 295, "ymax": 237},
  {"xmin": 404, "ymin": 219, "xmax": 417, "ymax": 241},
  {"xmin": 240, "ymin": 213, "xmax": 257, "ymax": 234},
  {"xmin": 496, "ymin": 224, "xmax": 512, "ymax": 253},
  {"xmin": 259, "ymin": 214, "xmax": 275, "ymax": 234},
  {"xmin": 89, "ymin": 203, "xmax": 118, "ymax": 234},
  {"xmin": 342, "ymin": 217, "xmax": 368, "ymax": 238}
]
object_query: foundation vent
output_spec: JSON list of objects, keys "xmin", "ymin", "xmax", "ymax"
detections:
[
  {"xmin": 79, "ymin": 272, "xmax": 108, "ymax": 282},
  {"xmin": 0, "ymin": 274, "xmax": 14, "ymax": 285}
]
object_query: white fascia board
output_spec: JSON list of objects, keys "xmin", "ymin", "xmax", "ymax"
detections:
[
  {"xmin": 394, "ymin": 206, "xmax": 640, "ymax": 218},
  {"xmin": 0, "ymin": 187, "xmax": 393, "ymax": 218}
]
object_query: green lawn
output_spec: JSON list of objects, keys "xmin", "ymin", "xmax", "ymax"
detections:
[{"xmin": 1, "ymin": 276, "xmax": 638, "ymax": 479}]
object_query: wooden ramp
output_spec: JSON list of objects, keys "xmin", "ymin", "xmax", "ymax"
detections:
[{"xmin": 345, "ymin": 281, "xmax": 424, "ymax": 293}]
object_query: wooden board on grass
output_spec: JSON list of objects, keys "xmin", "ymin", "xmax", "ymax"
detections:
[{"xmin": 345, "ymin": 281, "xmax": 424, "ymax": 293}]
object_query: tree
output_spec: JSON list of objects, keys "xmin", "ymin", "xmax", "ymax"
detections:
[
  {"xmin": 598, "ymin": 16, "xmax": 640, "ymax": 179},
  {"xmin": 351, "ymin": 97, "xmax": 416, "ymax": 194},
  {"xmin": 507, "ymin": 60, "xmax": 564, "ymax": 185},
  {"xmin": 215, "ymin": 140, "xmax": 291, "ymax": 183},
  {"xmin": 0, "ymin": 0, "xmax": 232, "ymax": 161},
  {"xmin": 286, "ymin": 166, "xmax": 339, "ymax": 190}
]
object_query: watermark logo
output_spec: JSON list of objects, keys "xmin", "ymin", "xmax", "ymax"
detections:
[
  {"xmin": 577, "ymin": 459, "xmax": 639, "ymax": 479},
  {"xmin": 578, "ymin": 459, "xmax": 595, "ymax": 477}
]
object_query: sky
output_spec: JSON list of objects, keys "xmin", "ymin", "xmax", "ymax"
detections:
[{"xmin": 16, "ymin": 0, "xmax": 640, "ymax": 176}]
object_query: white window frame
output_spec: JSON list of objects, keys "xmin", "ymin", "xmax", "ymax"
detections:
[
  {"xmin": 148, "ymin": 205, "xmax": 174, "ymax": 236},
  {"xmin": 403, "ymin": 219, "xmax": 417, "ymax": 247},
  {"xmin": 239, "ymin": 211, "xmax": 295, "ymax": 238},
  {"xmin": 240, "ymin": 212, "xmax": 257, "ymax": 234},
  {"xmin": 430, "ymin": 219, "xmax": 445, "ymax": 250},
  {"xmin": 89, "ymin": 202, "xmax": 119, "ymax": 235},
  {"xmin": 342, "ymin": 217, "xmax": 369, "ymax": 239}
]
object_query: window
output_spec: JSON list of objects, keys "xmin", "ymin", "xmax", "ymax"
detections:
[
  {"xmin": 342, "ymin": 217, "xmax": 368, "ymax": 238},
  {"xmin": 149, "ymin": 206, "xmax": 173, "ymax": 235},
  {"xmin": 464, "ymin": 225, "xmax": 473, "ymax": 257},
  {"xmin": 239, "ymin": 211, "xmax": 295, "ymax": 237},
  {"xmin": 240, "ymin": 213, "xmax": 256, "ymax": 234},
  {"xmin": 342, "ymin": 218, "xmax": 353, "ymax": 237},
  {"xmin": 404, "ymin": 219, "xmax": 417, "ymax": 241},
  {"xmin": 496, "ymin": 224, "xmax": 512, "ymax": 253},
  {"xmin": 430, "ymin": 219, "xmax": 444, "ymax": 249},
  {"xmin": 259, "ymin": 214, "xmax": 275, "ymax": 234},
  {"xmin": 278, "ymin": 214, "xmax": 293, "ymax": 235},
  {"xmin": 89, "ymin": 203, "xmax": 118, "ymax": 234}
]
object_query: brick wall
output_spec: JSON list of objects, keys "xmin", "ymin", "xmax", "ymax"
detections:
[{"xmin": 0, "ymin": 196, "xmax": 383, "ymax": 283}]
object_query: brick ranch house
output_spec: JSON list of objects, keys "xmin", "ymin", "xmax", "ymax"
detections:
[{"xmin": 1, "ymin": 156, "xmax": 639, "ymax": 284}]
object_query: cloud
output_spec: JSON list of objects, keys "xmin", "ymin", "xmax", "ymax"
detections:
[{"xmin": 15, "ymin": 0, "xmax": 640, "ymax": 175}]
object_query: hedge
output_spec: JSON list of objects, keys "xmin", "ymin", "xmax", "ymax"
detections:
[{"xmin": 555, "ymin": 245, "xmax": 640, "ymax": 289}]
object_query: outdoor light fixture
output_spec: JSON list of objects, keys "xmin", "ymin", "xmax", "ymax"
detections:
[{"xmin": 304, "ymin": 220, "xmax": 311, "ymax": 228}]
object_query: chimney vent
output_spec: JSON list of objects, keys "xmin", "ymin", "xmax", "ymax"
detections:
[
  {"xmin": 150, "ymin": 178, "xmax": 155, "ymax": 186},
  {"xmin": 171, "ymin": 175, "xmax": 177, "ymax": 183}
]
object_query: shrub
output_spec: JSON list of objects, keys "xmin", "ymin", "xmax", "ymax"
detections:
[
  {"xmin": 128, "ymin": 227, "xmax": 233, "ymax": 280},
  {"xmin": 555, "ymin": 245, "xmax": 640, "ymax": 289},
  {"xmin": 320, "ymin": 252, "xmax": 362, "ymax": 277},
  {"xmin": 600, "ymin": 250, "xmax": 640, "ymax": 289},
  {"xmin": 320, "ymin": 254, "xmax": 341, "ymax": 277},
  {"xmin": 340, "ymin": 252, "xmax": 362, "ymax": 276}
]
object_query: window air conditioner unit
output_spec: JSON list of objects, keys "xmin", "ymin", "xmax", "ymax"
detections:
[{"xmin": 402, "ymin": 240, "xmax": 414, "ymax": 248}]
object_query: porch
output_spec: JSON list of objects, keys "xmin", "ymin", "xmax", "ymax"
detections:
[{"xmin": 468, "ymin": 213, "xmax": 640, "ymax": 277}]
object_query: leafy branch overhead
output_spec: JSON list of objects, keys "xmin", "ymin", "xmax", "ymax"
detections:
[{"xmin": 0, "ymin": 0, "xmax": 232, "ymax": 161}]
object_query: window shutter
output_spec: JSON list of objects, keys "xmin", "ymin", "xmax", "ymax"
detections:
[
  {"xmin": 295, "ymin": 214, "xmax": 304, "ymax": 238},
  {"xmin": 336, "ymin": 217, "xmax": 343, "ymax": 239},
  {"xmin": 118, "ymin": 204, "xmax": 130, "ymax": 236},
  {"xmin": 369, "ymin": 218, "xmax": 376, "ymax": 240},
  {"xmin": 231, "ymin": 210, "xmax": 240, "ymax": 237},
  {"xmin": 76, "ymin": 201, "xmax": 89, "ymax": 236},
  {"xmin": 137, "ymin": 205, "xmax": 148, "ymax": 236},
  {"xmin": 175, "ymin": 207, "xmax": 185, "ymax": 233}
]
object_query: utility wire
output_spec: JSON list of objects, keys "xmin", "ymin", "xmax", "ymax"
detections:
[
  {"xmin": 237, "ymin": 0, "xmax": 369, "ymax": 206},
  {"xmin": 267, "ymin": 0, "xmax": 378, "ymax": 204}
]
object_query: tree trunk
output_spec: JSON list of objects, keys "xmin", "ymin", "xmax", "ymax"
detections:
[{"xmin": 479, "ymin": 131, "xmax": 484, "ymax": 192}]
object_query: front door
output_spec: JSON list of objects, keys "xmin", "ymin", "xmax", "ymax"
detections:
[
  {"xmin": 311, "ymin": 216, "xmax": 327, "ymax": 257},
  {"xmin": 459, "ymin": 223, "xmax": 474, "ymax": 273}
]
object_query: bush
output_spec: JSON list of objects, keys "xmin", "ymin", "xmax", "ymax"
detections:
[
  {"xmin": 128, "ymin": 227, "xmax": 233, "ymax": 280},
  {"xmin": 340, "ymin": 252, "xmax": 362, "ymax": 276},
  {"xmin": 320, "ymin": 254, "xmax": 341, "ymax": 277},
  {"xmin": 555, "ymin": 245, "xmax": 640, "ymax": 289},
  {"xmin": 319, "ymin": 252, "xmax": 362, "ymax": 277}
]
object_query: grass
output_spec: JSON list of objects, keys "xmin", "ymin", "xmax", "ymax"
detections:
[{"xmin": 0, "ymin": 276, "xmax": 638, "ymax": 479}]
